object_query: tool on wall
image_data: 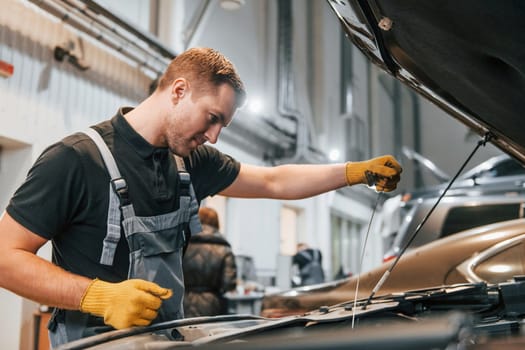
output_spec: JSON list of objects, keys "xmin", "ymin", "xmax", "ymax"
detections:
[{"xmin": 54, "ymin": 38, "xmax": 90, "ymax": 71}]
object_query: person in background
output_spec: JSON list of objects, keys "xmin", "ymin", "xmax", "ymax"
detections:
[
  {"xmin": 0, "ymin": 46, "xmax": 402, "ymax": 347},
  {"xmin": 292, "ymin": 243, "xmax": 325, "ymax": 286},
  {"xmin": 183, "ymin": 207, "xmax": 237, "ymax": 317}
]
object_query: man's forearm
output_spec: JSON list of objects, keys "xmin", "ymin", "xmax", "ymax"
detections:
[
  {"xmin": 222, "ymin": 163, "xmax": 348, "ymax": 200},
  {"xmin": 267, "ymin": 163, "xmax": 348, "ymax": 199},
  {"xmin": 0, "ymin": 248, "xmax": 91, "ymax": 310}
]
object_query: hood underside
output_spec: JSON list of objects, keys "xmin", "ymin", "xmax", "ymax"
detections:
[{"xmin": 328, "ymin": 0, "xmax": 525, "ymax": 163}]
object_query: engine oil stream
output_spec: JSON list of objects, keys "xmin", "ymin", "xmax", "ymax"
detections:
[
  {"xmin": 351, "ymin": 191, "xmax": 382, "ymax": 328},
  {"xmin": 361, "ymin": 133, "xmax": 493, "ymax": 310}
]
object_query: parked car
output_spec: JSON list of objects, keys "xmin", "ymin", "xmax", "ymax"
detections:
[
  {"xmin": 382, "ymin": 194, "xmax": 525, "ymax": 262},
  {"xmin": 261, "ymin": 218, "xmax": 525, "ymax": 318},
  {"xmin": 403, "ymin": 147, "xmax": 525, "ymax": 190},
  {"xmin": 403, "ymin": 152, "xmax": 525, "ymax": 201},
  {"xmin": 379, "ymin": 154, "xmax": 525, "ymax": 257},
  {"xmin": 58, "ymin": 0, "xmax": 525, "ymax": 348},
  {"xmin": 395, "ymin": 153, "xmax": 525, "ymax": 221}
]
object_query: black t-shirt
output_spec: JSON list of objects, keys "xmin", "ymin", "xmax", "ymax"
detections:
[{"xmin": 6, "ymin": 108, "xmax": 240, "ymax": 282}]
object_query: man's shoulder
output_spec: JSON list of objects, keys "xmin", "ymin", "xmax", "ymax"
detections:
[
  {"xmin": 33, "ymin": 125, "xmax": 113, "ymax": 173},
  {"xmin": 57, "ymin": 120, "xmax": 114, "ymax": 155},
  {"xmin": 189, "ymin": 145, "xmax": 228, "ymax": 163},
  {"xmin": 61, "ymin": 132, "xmax": 92, "ymax": 148},
  {"xmin": 188, "ymin": 144, "xmax": 240, "ymax": 174},
  {"xmin": 49, "ymin": 133, "xmax": 98, "ymax": 165}
]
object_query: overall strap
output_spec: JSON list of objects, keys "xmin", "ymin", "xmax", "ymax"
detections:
[
  {"xmin": 174, "ymin": 155, "xmax": 202, "ymax": 238},
  {"xmin": 312, "ymin": 250, "xmax": 320, "ymax": 261},
  {"xmin": 83, "ymin": 128, "xmax": 131, "ymax": 266}
]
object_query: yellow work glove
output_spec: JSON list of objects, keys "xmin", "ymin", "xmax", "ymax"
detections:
[
  {"xmin": 79, "ymin": 278, "xmax": 172, "ymax": 329},
  {"xmin": 345, "ymin": 155, "xmax": 402, "ymax": 192}
]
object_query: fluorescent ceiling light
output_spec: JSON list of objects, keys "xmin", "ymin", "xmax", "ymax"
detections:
[
  {"xmin": 220, "ymin": 0, "xmax": 245, "ymax": 11},
  {"xmin": 329, "ymin": 149, "xmax": 340, "ymax": 161}
]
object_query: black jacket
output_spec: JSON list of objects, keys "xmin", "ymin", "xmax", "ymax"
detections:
[
  {"xmin": 292, "ymin": 248, "xmax": 325, "ymax": 286},
  {"xmin": 182, "ymin": 226, "xmax": 237, "ymax": 317}
]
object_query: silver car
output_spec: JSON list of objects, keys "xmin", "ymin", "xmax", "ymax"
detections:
[{"xmin": 383, "ymin": 194, "xmax": 525, "ymax": 262}]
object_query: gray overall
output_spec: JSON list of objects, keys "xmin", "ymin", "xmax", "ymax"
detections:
[
  {"xmin": 298, "ymin": 249, "xmax": 325, "ymax": 286},
  {"xmin": 48, "ymin": 128, "xmax": 202, "ymax": 348}
]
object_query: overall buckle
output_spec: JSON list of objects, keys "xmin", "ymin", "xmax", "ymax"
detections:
[{"xmin": 110, "ymin": 177, "xmax": 130, "ymax": 205}]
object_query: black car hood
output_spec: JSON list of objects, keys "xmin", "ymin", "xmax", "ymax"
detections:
[{"xmin": 328, "ymin": 0, "xmax": 525, "ymax": 163}]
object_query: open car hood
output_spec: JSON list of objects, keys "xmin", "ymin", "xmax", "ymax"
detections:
[
  {"xmin": 57, "ymin": 280, "xmax": 525, "ymax": 349},
  {"xmin": 327, "ymin": 0, "xmax": 525, "ymax": 164}
]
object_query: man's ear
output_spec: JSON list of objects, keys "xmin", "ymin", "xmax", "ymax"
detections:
[{"xmin": 171, "ymin": 78, "xmax": 188, "ymax": 103}]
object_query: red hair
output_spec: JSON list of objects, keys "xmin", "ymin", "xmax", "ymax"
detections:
[
  {"xmin": 198, "ymin": 207, "xmax": 219, "ymax": 229},
  {"xmin": 157, "ymin": 47, "xmax": 246, "ymax": 109}
]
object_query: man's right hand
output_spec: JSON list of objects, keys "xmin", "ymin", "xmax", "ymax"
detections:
[
  {"xmin": 345, "ymin": 155, "xmax": 402, "ymax": 192},
  {"xmin": 79, "ymin": 278, "xmax": 172, "ymax": 329}
]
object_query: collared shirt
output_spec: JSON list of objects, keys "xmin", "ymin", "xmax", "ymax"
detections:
[{"xmin": 7, "ymin": 108, "xmax": 240, "ymax": 281}]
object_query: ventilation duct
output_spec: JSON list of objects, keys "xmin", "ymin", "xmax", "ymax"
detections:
[{"xmin": 275, "ymin": 0, "xmax": 326, "ymax": 164}]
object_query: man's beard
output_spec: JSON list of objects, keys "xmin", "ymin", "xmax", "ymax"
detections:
[{"xmin": 165, "ymin": 129, "xmax": 191, "ymax": 157}]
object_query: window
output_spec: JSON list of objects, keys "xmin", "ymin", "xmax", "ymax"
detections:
[
  {"xmin": 280, "ymin": 206, "xmax": 300, "ymax": 256},
  {"xmin": 442, "ymin": 203, "xmax": 523, "ymax": 238},
  {"xmin": 331, "ymin": 213, "xmax": 362, "ymax": 279},
  {"xmin": 476, "ymin": 158, "xmax": 525, "ymax": 178}
]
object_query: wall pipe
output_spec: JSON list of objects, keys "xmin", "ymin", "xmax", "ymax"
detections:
[
  {"xmin": 28, "ymin": 0, "xmax": 172, "ymax": 76},
  {"xmin": 276, "ymin": 0, "xmax": 320, "ymax": 164},
  {"xmin": 78, "ymin": 0, "xmax": 175, "ymax": 59},
  {"xmin": 60, "ymin": 0, "xmax": 173, "ymax": 64},
  {"xmin": 182, "ymin": 0, "xmax": 212, "ymax": 49}
]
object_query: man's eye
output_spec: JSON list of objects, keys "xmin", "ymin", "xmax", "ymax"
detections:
[{"xmin": 210, "ymin": 114, "xmax": 219, "ymax": 124}]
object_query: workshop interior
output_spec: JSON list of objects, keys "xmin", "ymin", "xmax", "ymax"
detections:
[{"xmin": 1, "ymin": 0, "xmax": 525, "ymax": 349}]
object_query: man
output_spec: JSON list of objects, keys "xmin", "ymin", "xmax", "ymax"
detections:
[
  {"xmin": 183, "ymin": 207, "xmax": 237, "ymax": 317},
  {"xmin": 0, "ymin": 47, "xmax": 402, "ymax": 346},
  {"xmin": 292, "ymin": 243, "xmax": 325, "ymax": 286}
]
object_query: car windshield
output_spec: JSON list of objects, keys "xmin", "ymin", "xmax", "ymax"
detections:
[{"xmin": 459, "ymin": 155, "xmax": 525, "ymax": 180}]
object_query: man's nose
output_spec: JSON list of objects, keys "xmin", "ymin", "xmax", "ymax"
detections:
[{"xmin": 205, "ymin": 124, "xmax": 222, "ymax": 144}]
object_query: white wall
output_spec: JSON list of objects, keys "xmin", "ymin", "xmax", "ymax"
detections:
[{"xmin": 0, "ymin": 1, "xmax": 150, "ymax": 348}]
